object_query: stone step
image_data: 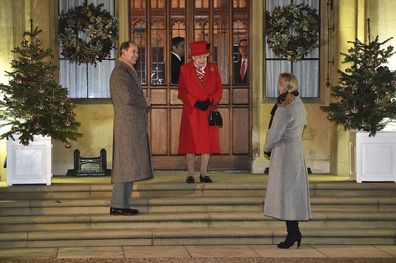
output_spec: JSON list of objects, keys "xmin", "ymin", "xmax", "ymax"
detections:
[
  {"xmin": 1, "ymin": 182, "xmax": 396, "ymax": 200},
  {"xmin": 0, "ymin": 227, "xmax": 394, "ymax": 248},
  {"xmin": 1, "ymin": 179, "xmax": 395, "ymax": 248},
  {"xmin": 1, "ymin": 211, "xmax": 396, "ymax": 232},
  {"xmin": 1, "ymin": 196, "xmax": 395, "ymax": 216}
]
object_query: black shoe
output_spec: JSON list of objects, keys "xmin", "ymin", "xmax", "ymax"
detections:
[
  {"xmin": 199, "ymin": 175, "xmax": 213, "ymax": 183},
  {"xmin": 277, "ymin": 233, "xmax": 302, "ymax": 249},
  {"xmin": 110, "ymin": 207, "xmax": 139, "ymax": 216},
  {"xmin": 186, "ymin": 176, "xmax": 195, "ymax": 183}
]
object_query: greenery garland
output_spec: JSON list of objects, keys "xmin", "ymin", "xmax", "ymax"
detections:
[
  {"xmin": 58, "ymin": 3, "xmax": 118, "ymax": 65},
  {"xmin": 265, "ymin": 4, "xmax": 320, "ymax": 61}
]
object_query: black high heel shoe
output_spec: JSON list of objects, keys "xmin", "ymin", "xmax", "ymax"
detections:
[
  {"xmin": 186, "ymin": 176, "xmax": 195, "ymax": 183},
  {"xmin": 199, "ymin": 175, "xmax": 213, "ymax": 183},
  {"xmin": 277, "ymin": 232, "xmax": 302, "ymax": 249}
]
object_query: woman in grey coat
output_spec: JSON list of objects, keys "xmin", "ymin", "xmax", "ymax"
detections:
[{"xmin": 264, "ymin": 73, "xmax": 311, "ymax": 249}]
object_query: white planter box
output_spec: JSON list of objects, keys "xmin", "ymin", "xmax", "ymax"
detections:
[
  {"xmin": 350, "ymin": 132, "xmax": 396, "ymax": 183},
  {"xmin": 6, "ymin": 135, "xmax": 52, "ymax": 186}
]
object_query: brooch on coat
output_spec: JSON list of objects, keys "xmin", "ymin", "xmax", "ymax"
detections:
[{"xmin": 210, "ymin": 66, "xmax": 214, "ymax": 72}]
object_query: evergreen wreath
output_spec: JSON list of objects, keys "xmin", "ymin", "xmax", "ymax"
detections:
[
  {"xmin": 58, "ymin": 3, "xmax": 118, "ymax": 65},
  {"xmin": 265, "ymin": 4, "xmax": 320, "ymax": 61}
]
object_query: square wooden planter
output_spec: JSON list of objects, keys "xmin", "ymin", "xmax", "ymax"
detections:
[
  {"xmin": 6, "ymin": 135, "xmax": 52, "ymax": 186},
  {"xmin": 350, "ymin": 131, "xmax": 396, "ymax": 183}
]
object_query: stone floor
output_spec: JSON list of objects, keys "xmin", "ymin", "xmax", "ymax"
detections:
[
  {"xmin": 1, "ymin": 245, "xmax": 396, "ymax": 262},
  {"xmin": 0, "ymin": 171, "xmax": 353, "ymax": 188}
]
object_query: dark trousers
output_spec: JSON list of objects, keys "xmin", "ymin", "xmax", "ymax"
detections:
[{"xmin": 110, "ymin": 182, "xmax": 133, "ymax": 208}]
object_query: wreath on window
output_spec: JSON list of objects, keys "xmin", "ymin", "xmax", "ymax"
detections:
[
  {"xmin": 265, "ymin": 4, "xmax": 320, "ymax": 61},
  {"xmin": 58, "ymin": 3, "xmax": 118, "ymax": 65}
]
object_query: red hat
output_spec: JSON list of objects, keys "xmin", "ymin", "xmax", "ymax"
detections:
[{"xmin": 189, "ymin": 40, "xmax": 211, "ymax": 56}]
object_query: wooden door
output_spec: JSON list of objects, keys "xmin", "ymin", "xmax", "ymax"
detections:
[{"xmin": 130, "ymin": 0, "xmax": 251, "ymax": 170}]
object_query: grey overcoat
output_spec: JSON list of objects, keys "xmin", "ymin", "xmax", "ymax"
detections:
[
  {"xmin": 263, "ymin": 97, "xmax": 311, "ymax": 221},
  {"xmin": 110, "ymin": 61, "xmax": 153, "ymax": 183}
]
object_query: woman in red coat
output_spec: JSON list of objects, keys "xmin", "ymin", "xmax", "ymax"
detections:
[{"xmin": 178, "ymin": 40, "xmax": 223, "ymax": 183}]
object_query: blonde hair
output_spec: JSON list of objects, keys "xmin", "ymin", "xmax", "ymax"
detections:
[{"xmin": 278, "ymin": 73, "xmax": 299, "ymax": 105}]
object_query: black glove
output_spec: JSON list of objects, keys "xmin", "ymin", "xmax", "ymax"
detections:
[{"xmin": 195, "ymin": 99, "xmax": 211, "ymax": 111}]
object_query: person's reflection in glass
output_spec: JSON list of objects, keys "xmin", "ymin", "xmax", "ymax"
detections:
[
  {"xmin": 171, "ymin": 37, "xmax": 185, "ymax": 84},
  {"xmin": 234, "ymin": 39, "xmax": 248, "ymax": 84}
]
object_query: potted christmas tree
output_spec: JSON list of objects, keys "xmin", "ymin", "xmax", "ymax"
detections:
[
  {"xmin": 323, "ymin": 34, "xmax": 396, "ymax": 182},
  {"xmin": 0, "ymin": 24, "xmax": 81, "ymax": 185}
]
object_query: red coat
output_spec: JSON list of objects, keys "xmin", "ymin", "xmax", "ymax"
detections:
[{"xmin": 178, "ymin": 61, "xmax": 223, "ymax": 154}]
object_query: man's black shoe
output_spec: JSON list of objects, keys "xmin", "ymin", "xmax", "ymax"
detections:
[{"xmin": 110, "ymin": 207, "xmax": 139, "ymax": 216}]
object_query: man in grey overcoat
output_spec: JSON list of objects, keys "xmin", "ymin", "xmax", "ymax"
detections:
[{"xmin": 109, "ymin": 41, "xmax": 153, "ymax": 216}]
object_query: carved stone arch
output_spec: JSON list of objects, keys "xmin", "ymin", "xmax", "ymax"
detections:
[
  {"xmin": 171, "ymin": 20, "xmax": 186, "ymax": 38},
  {"xmin": 132, "ymin": 19, "xmax": 146, "ymax": 46}
]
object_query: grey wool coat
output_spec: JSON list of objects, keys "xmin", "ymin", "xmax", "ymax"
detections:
[
  {"xmin": 263, "ymin": 96, "xmax": 311, "ymax": 221},
  {"xmin": 110, "ymin": 61, "xmax": 153, "ymax": 183}
]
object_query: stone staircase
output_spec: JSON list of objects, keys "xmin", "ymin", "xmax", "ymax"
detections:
[{"xmin": 0, "ymin": 178, "xmax": 396, "ymax": 248}]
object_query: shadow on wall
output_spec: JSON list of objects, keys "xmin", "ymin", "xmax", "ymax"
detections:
[{"xmin": 53, "ymin": 104, "xmax": 114, "ymax": 175}]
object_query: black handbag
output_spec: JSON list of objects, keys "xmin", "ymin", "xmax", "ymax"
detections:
[{"xmin": 208, "ymin": 101, "xmax": 223, "ymax": 126}]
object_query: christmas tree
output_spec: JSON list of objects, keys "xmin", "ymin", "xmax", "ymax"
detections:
[
  {"xmin": 0, "ymin": 25, "xmax": 82, "ymax": 146},
  {"xmin": 323, "ymin": 36, "xmax": 396, "ymax": 136}
]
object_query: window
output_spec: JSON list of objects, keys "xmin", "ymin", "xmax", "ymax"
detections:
[
  {"xmin": 265, "ymin": 0, "xmax": 320, "ymax": 98},
  {"xmin": 131, "ymin": 0, "xmax": 250, "ymax": 87},
  {"xmin": 58, "ymin": 0, "xmax": 116, "ymax": 99}
]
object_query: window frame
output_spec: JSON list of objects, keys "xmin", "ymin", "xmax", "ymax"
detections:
[
  {"xmin": 264, "ymin": 0, "xmax": 322, "ymax": 101},
  {"xmin": 58, "ymin": 0, "xmax": 116, "ymax": 101}
]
